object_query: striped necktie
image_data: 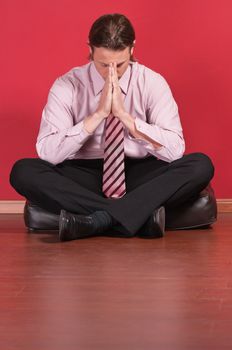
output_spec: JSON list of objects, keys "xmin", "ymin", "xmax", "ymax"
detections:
[{"xmin": 102, "ymin": 113, "xmax": 126, "ymax": 198}]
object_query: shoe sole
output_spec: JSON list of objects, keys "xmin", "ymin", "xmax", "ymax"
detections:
[
  {"xmin": 59, "ymin": 209, "xmax": 67, "ymax": 241},
  {"xmin": 153, "ymin": 206, "xmax": 165, "ymax": 237},
  {"xmin": 139, "ymin": 206, "xmax": 165, "ymax": 238}
]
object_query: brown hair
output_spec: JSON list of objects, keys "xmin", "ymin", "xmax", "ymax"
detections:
[{"xmin": 88, "ymin": 13, "xmax": 136, "ymax": 61}]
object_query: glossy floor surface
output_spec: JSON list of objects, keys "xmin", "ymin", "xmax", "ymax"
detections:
[{"xmin": 0, "ymin": 213, "xmax": 232, "ymax": 350}]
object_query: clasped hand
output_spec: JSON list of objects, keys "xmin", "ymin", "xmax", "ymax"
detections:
[{"xmin": 96, "ymin": 62, "xmax": 126, "ymax": 119}]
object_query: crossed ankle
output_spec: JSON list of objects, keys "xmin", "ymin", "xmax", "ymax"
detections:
[{"xmin": 91, "ymin": 211, "xmax": 118, "ymax": 232}]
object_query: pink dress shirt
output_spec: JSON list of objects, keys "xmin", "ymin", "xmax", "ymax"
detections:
[{"xmin": 36, "ymin": 61, "xmax": 185, "ymax": 165}]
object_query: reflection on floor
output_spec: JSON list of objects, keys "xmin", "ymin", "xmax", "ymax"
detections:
[{"xmin": 0, "ymin": 213, "xmax": 232, "ymax": 350}]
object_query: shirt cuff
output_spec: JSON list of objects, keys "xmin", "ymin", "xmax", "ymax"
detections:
[
  {"xmin": 65, "ymin": 120, "xmax": 93, "ymax": 142},
  {"xmin": 128, "ymin": 117, "xmax": 164, "ymax": 150}
]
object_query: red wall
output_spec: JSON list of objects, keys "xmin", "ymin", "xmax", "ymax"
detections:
[{"xmin": 1, "ymin": 0, "xmax": 231, "ymax": 199}]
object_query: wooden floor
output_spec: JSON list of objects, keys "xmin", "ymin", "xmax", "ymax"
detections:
[{"xmin": 0, "ymin": 213, "xmax": 232, "ymax": 350}]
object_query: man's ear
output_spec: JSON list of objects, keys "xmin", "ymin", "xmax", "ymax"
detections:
[
  {"xmin": 87, "ymin": 42, "xmax": 93, "ymax": 60},
  {"xmin": 87, "ymin": 42, "xmax": 91, "ymax": 52},
  {"xmin": 131, "ymin": 40, "xmax": 136, "ymax": 54}
]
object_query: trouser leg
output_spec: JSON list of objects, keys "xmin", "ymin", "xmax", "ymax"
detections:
[
  {"xmin": 10, "ymin": 153, "xmax": 214, "ymax": 235},
  {"xmin": 106, "ymin": 153, "xmax": 214, "ymax": 234},
  {"xmin": 10, "ymin": 158, "xmax": 110, "ymax": 215},
  {"xmin": 10, "ymin": 156, "xmax": 168, "ymax": 217}
]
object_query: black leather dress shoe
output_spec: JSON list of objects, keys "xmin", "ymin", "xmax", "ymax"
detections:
[
  {"xmin": 59, "ymin": 210, "xmax": 99, "ymax": 241},
  {"xmin": 138, "ymin": 206, "xmax": 165, "ymax": 238}
]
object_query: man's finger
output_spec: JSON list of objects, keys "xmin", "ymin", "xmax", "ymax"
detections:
[
  {"xmin": 113, "ymin": 62, "xmax": 118, "ymax": 80},
  {"xmin": 110, "ymin": 63, "xmax": 115, "ymax": 82},
  {"xmin": 108, "ymin": 65, "xmax": 112, "ymax": 83},
  {"xmin": 112, "ymin": 62, "xmax": 119, "ymax": 86},
  {"xmin": 105, "ymin": 64, "xmax": 112, "ymax": 89}
]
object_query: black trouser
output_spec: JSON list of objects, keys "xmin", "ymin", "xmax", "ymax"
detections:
[{"xmin": 9, "ymin": 153, "xmax": 214, "ymax": 235}]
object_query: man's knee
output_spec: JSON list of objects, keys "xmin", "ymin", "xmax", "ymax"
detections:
[
  {"xmin": 9, "ymin": 158, "xmax": 44, "ymax": 192},
  {"xmin": 185, "ymin": 152, "xmax": 214, "ymax": 184}
]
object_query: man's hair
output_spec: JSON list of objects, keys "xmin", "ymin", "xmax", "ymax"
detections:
[{"xmin": 88, "ymin": 13, "xmax": 136, "ymax": 61}]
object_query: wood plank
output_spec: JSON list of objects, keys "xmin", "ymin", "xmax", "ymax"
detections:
[{"xmin": 0, "ymin": 213, "xmax": 232, "ymax": 349}]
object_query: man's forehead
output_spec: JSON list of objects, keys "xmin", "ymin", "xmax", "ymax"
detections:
[
  {"xmin": 92, "ymin": 46, "xmax": 131, "ymax": 59},
  {"xmin": 97, "ymin": 60, "xmax": 127, "ymax": 66}
]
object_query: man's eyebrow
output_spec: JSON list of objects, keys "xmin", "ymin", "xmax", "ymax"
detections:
[{"xmin": 98, "ymin": 61, "xmax": 126, "ymax": 66}]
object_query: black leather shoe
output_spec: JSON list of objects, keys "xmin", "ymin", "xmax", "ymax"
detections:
[
  {"xmin": 138, "ymin": 206, "xmax": 165, "ymax": 238},
  {"xmin": 59, "ymin": 210, "xmax": 99, "ymax": 241}
]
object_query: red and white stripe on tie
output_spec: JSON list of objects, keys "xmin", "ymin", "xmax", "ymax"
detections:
[{"xmin": 102, "ymin": 113, "xmax": 126, "ymax": 198}]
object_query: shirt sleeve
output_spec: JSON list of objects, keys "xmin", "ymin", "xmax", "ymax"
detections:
[
  {"xmin": 36, "ymin": 76, "xmax": 93, "ymax": 165},
  {"xmin": 128, "ymin": 71, "xmax": 185, "ymax": 162}
]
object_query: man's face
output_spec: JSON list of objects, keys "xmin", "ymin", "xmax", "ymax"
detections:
[{"xmin": 90, "ymin": 46, "xmax": 134, "ymax": 80}]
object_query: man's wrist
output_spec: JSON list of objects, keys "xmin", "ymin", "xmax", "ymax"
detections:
[
  {"xmin": 94, "ymin": 110, "xmax": 108, "ymax": 120},
  {"xmin": 118, "ymin": 111, "xmax": 132, "ymax": 122},
  {"xmin": 83, "ymin": 112, "xmax": 106, "ymax": 134}
]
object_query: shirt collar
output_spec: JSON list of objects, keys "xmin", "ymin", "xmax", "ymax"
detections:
[{"xmin": 90, "ymin": 61, "xmax": 132, "ymax": 96}]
